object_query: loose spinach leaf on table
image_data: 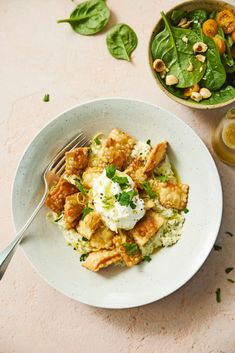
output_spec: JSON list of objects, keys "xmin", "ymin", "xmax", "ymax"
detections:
[
  {"xmin": 201, "ymin": 35, "xmax": 226, "ymax": 91},
  {"xmin": 199, "ymin": 85, "xmax": 235, "ymax": 105},
  {"xmin": 57, "ymin": 0, "xmax": 110, "ymax": 35},
  {"xmin": 151, "ymin": 12, "xmax": 206, "ymax": 88},
  {"xmin": 106, "ymin": 24, "xmax": 138, "ymax": 61},
  {"xmin": 188, "ymin": 9, "xmax": 208, "ymax": 29}
]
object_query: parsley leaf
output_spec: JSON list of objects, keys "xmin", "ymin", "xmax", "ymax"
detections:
[
  {"xmin": 75, "ymin": 179, "xmax": 88, "ymax": 196},
  {"xmin": 80, "ymin": 253, "xmax": 88, "ymax": 262},
  {"xmin": 225, "ymin": 267, "xmax": 234, "ymax": 274},
  {"xmin": 81, "ymin": 206, "xmax": 93, "ymax": 220},
  {"xmin": 82, "ymin": 236, "xmax": 88, "ymax": 241},
  {"xmin": 146, "ymin": 139, "xmax": 151, "ymax": 146},
  {"xmin": 116, "ymin": 190, "xmax": 138, "ymax": 207},
  {"xmin": 94, "ymin": 137, "xmax": 101, "ymax": 145},
  {"xmin": 143, "ymin": 255, "xmax": 152, "ymax": 262},
  {"xmin": 43, "ymin": 94, "xmax": 50, "ymax": 102},
  {"xmin": 215, "ymin": 288, "xmax": 221, "ymax": 303},
  {"xmin": 112, "ymin": 175, "xmax": 129, "ymax": 189},
  {"xmin": 123, "ymin": 243, "xmax": 139, "ymax": 256},
  {"xmin": 183, "ymin": 208, "xmax": 189, "ymax": 214},
  {"xmin": 106, "ymin": 164, "xmax": 116, "ymax": 179},
  {"xmin": 142, "ymin": 181, "xmax": 157, "ymax": 199},
  {"xmin": 214, "ymin": 244, "xmax": 222, "ymax": 251}
]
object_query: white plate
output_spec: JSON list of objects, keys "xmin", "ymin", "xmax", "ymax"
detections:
[{"xmin": 12, "ymin": 98, "xmax": 223, "ymax": 308}]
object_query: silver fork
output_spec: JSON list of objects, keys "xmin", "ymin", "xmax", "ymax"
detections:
[{"xmin": 0, "ymin": 131, "xmax": 90, "ymax": 280}]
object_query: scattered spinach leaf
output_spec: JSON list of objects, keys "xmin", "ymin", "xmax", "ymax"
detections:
[
  {"xmin": 106, "ymin": 23, "xmax": 138, "ymax": 61},
  {"xmin": 142, "ymin": 181, "xmax": 157, "ymax": 199},
  {"xmin": 80, "ymin": 253, "xmax": 88, "ymax": 261},
  {"xmin": 123, "ymin": 243, "xmax": 139, "ymax": 256},
  {"xmin": 43, "ymin": 94, "xmax": 50, "ymax": 102},
  {"xmin": 225, "ymin": 267, "xmax": 234, "ymax": 274},
  {"xmin": 215, "ymin": 288, "xmax": 221, "ymax": 303},
  {"xmin": 57, "ymin": 0, "xmax": 110, "ymax": 35},
  {"xmin": 170, "ymin": 9, "xmax": 187, "ymax": 25},
  {"xmin": 151, "ymin": 12, "xmax": 206, "ymax": 88},
  {"xmin": 81, "ymin": 206, "xmax": 93, "ymax": 220},
  {"xmin": 106, "ymin": 164, "xmax": 116, "ymax": 179},
  {"xmin": 214, "ymin": 244, "xmax": 222, "ymax": 251}
]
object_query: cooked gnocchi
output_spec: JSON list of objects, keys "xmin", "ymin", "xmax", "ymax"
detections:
[{"xmin": 45, "ymin": 129, "xmax": 189, "ymax": 272}]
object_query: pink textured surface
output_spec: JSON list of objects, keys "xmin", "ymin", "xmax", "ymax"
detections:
[{"xmin": 0, "ymin": 0, "xmax": 235, "ymax": 352}]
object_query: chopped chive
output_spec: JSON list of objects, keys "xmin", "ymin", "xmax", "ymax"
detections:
[
  {"xmin": 215, "ymin": 288, "xmax": 221, "ymax": 303},
  {"xmin": 213, "ymin": 244, "xmax": 222, "ymax": 251},
  {"xmin": 225, "ymin": 231, "xmax": 234, "ymax": 237},
  {"xmin": 142, "ymin": 181, "xmax": 157, "ymax": 199},
  {"xmin": 227, "ymin": 278, "xmax": 235, "ymax": 283},
  {"xmin": 225, "ymin": 267, "xmax": 234, "ymax": 274},
  {"xmin": 82, "ymin": 236, "xmax": 88, "ymax": 241},
  {"xmin": 155, "ymin": 175, "xmax": 168, "ymax": 182},
  {"xmin": 75, "ymin": 179, "xmax": 88, "ymax": 196},
  {"xmin": 43, "ymin": 94, "xmax": 50, "ymax": 102}
]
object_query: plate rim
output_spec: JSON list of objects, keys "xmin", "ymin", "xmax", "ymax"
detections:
[{"xmin": 11, "ymin": 97, "xmax": 223, "ymax": 308}]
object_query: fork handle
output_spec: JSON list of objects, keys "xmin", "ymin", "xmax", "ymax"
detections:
[{"xmin": 0, "ymin": 193, "xmax": 46, "ymax": 280}]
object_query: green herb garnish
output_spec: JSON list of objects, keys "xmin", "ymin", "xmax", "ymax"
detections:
[
  {"xmin": 80, "ymin": 253, "xmax": 88, "ymax": 262},
  {"xmin": 225, "ymin": 267, "xmax": 234, "ymax": 274},
  {"xmin": 214, "ymin": 244, "xmax": 222, "ymax": 251},
  {"xmin": 155, "ymin": 175, "xmax": 168, "ymax": 182},
  {"xmin": 106, "ymin": 24, "xmax": 138, "ymax": 61},
  {"xmin": 146, "ymin": 139, "xmax": 151, "ymax": 146},
  {"xmin": 142, "ymin": 181, "xmax": 156, "ymax": 199},
  {"xmin": 112, "ymin": 175, "xmax": 129, "ymax": 189},
  {"xmin": 143, "ymin": 255, "xmax": 152, "ymax": 262},
  {"xmin": 116, "ymin": 190, "xmax": 138, "ymax": 207},
  {"xmin": 75, "ymin": 179, "xmax": 88, "ymax": 196},
  {"xmin": 81, "ymin": 206, "xmax": 93, "ymax": 220},
  {"xmin": 106, "ymin": 164, "xmax": 116, "ymax": 179},
  {"xmin": 123, "ymin": 243, "xmax": 139, "ymax": 256},
  {"xmin": 54, "ymin": 214, "xmax": 63, "ymax": 223},
  {"xmin": 183, "ymin": 208, "xmax": 189, "ymax": 214},
  {"xmin": 227, "ymin": 278, "xmax": 235, "ymax": 283},
  {"xmin": 82, "ymin": 236, "xmax": 88, "ymax": 241},
  {"xmin": 225, "ymin": 231, "xmax": 234, "ymax": 237},
  {"xmin": 215, "ymin": 288, "xmax": 221, "ymax": 303},
  {"xmin": 43, "ymin": 94, "xmax": 50, "ymax": 102},
  {"xmin": 94, "ymin": 137, "xmax": 101, "ymax": 145}
]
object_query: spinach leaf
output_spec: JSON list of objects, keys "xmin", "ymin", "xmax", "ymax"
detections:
[
  {"xmin": 106, "ymin": 24, "xmax": 138, "ymax": 61},
  {"xmin": 209, "ymin": 10, "xmax": 217, "ymax": 19},
  {"xmin": 201, "ymin": 35, "xmax": 226, "ymax": 91},
  {"xmin": 217, "ymin": 28, "xmax": 235, "ymax": 73},
  {"xmin": 199, "ymin": 85, "xmax": 235, "ymax": 105},
  {"xmin": 171, "ymin": 9, "xmax": 187, "ymax": 25},
  {"xmin": 188, "ymin": 9, "xmax": 208, "ymax": 29},
  {"xmin": 151, "ymin": 12, "xmax": 206, "ymax": 88},
  {"xmin": 57, "ymin": 0, "xmax": 110, "ymax": 35}
]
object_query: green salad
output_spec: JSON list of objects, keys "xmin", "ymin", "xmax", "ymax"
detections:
[{"xmin": 151, "ymin": 8, "xmax": 235, "ymax": 105}]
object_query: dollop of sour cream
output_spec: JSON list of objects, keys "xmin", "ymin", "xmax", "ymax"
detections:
[{"xmin": 92, "ymin": 169, "xmax": 145, "ymax": 232}]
